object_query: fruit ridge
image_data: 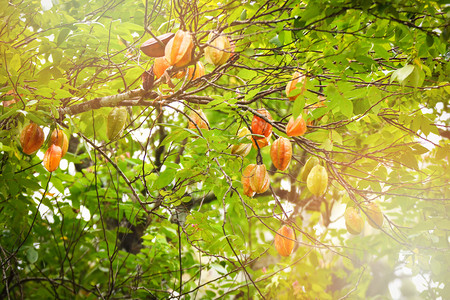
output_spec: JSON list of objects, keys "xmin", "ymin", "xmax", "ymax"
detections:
[
  {"xmin": 306, "ymin": 165, "xmax": 328, "ymax": 196},
  {"xmin": 251, "ymin": 108, "xmax": 273, "ymax": 141},
  {"xmin": 165, "ymin": 30, "xmax": 194, "ymax": 67},
  {"xmin": 107, "ymin": 107, "xmax": 128, "ymax": 141},
  {"xmin": 345, "ymin": 207, "xmax": 364, "ymax": 235},
  {"xmin": 270, "ymin": 136, "xmax": 292, "ymax": 171},
  {"xmin": 188, "ymin": 109, "xmax": 209, "ymax": 131},
  {"xmin": 275, "ymin": 225, "xmax": 295, "ymax": 257},
  {"xmin": 50, "ymin": 129, "xmax": 69, "ymax": 157},
  {"xmin": 20, "ymin": 123, "xmax": 45, "ymax": 155},
  {"xmin": 205, "ymin": 33, "xmax": 231, "ymax": 66},
  {"xmin": 43, "ymin": 144, "xmax": 62, "ymax": 172},
  {"xmin": 286, "ymin": 114, "xmax": 307, "ymax": 137}
]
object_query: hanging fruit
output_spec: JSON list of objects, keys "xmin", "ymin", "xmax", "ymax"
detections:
[
  {"xmin": 231, "ymin": 127, "xmax": 252, "ymax": 157},
  {"xmin": 286, "ymin": 114, "xmax": 307, "ymax": 137},
  {"xmin": 241, "ymin": 164, "xmax": 256, "ymax": 197},
  {"xmin": 49, "ymin": 129, "xmax": 69, "ymax": 157},
  {"xmin": 270, "ymin": 136, "xmax": 292, "ymax": 171},
  {"xmin": 306, "ymin": 165, "xmax": 328, "ymax": 196},
  {"xmin": 153, "ymin": 57, "xmax": 171, "ymax": 79},
  {"xmin": 107, "ymin": 107, "xmax": 128, "ymax": 141},
  {"xmin": 251, "ymin": 108, "xmax": 273, "ymax": 143},
  {"xmin": 204, "ymin": 33, "xmax": 231, "ymax": 66},
  {"xmin": 274, "ymin": 225, "xmax": 295, "ymax": 257},
  {"xmin": 249, "ymin": 164, "xmax": 270, "ymax": 194},
  {"xmin": 299, "ymin": 156, "xmax": 320, "ymax": 181},
  {"xmin": 285, "ymin": 72, "xmax": 307, "ymax": 101},
  {"xmin": 140, "ymin": 32, "xmax": 175, "ymax": 57},
  {"xmin": 365, "ymin": 202, "xmax": 383, "ymax": 228},
  {"xmin": 20, "ymin": 123, "xmax": 45, "ymax": 155},
  {"xmin": 345, "ymin": 207, "xmax": 364, "ymax": 235},
  {"xmin": 164, "ymin": 30, "xmax": 194, "ymax": 67},
  {"xmin": 188, "ymin": 109, "xmax": 209, "ymax": 130},
  {"xmin": 141, "ymin": 69, "xmax": 154, "ymax": 90},
  {"xmin": 187, "ymin": 61, "xmax": 206, "ymax": 81},
  {"xmin": 251, "ymin": 133, "xmax": 271, "ymax": 149},
  {"xmin": 43, "ymin": 144, "xmax": 62, "ymax": 172}
]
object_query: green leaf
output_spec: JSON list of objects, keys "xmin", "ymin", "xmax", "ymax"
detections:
[
  {"xmin": 301, "ymin": 4, "xmax": 320, "ymax": 23},
  {"xmin": 0, "ymin": 108, "xmax": 17, "ymax": 122},
  {"xmin": 237, "ymin": 69, "xmax": 256, "ymax": 80},
  {"xmin": 340, "ymin": 98, "xmax": 353, "ymax": 118},
  {"xmin": 292, "ymin": 95, "xmax": 305, "ymax": 119},
  {"xmin": 26, "ymin": 247, "xmax": 38, "ymax": 264},
  {"xmin": 390, "ymin": 65, "xmax": 414, "ymax": 84},
  {"xmin": 269, "ymin": 35, "xmax": 281, "ymax": 47},
  {"xmin": 154, "ymin": 168, "xmax": 177, "ymax": 189},
  {"xmin": 10, "ymin": 54, "xmax": 21, "ymax": 72}
]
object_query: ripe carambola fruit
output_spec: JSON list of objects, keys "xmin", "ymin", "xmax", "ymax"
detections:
[
  {"xmin": 164, "ymin": 30, "xmax": 194, "ymax": 67},
  {"xmin": 251, "ymin": 108, "xmax": 273, "ymax": 141},
  {"xmin": 286, "ymin": 114, "xmax": 307, "ymax": 137},
  {"xmin": 285, "ymin": 72, "xmax": 307, "ymax": 101},
  {"xmin": 231, "ymin": 127, "xmax": 252, "ymax": 157},
  {"xmin": 242, "ymin": 164, "xmax": 269, "ymax": 196},
  {"xmin": 299, "ymin": 156, "xmax": 319, "ymax": 182},
  {"xmin": 251, "ymin": 133, "xmax": 271, "ymax": 149},
  {"xmin": 306, "ymin": 165, "xmax": 328, "ymax": 196},
  {"xmin": 50, "ymin": 129, "xmax": 69, "ymax": 157},
  {"xmin": 241, "ymin": 164, "xmax": 256, "ymax": 197},
  {"xmin": 153, "ymin": 57, "xmax": 170, "ymax": 79},
  {"xmin": 365, "ymin": 202, "xmax": 383, "ymax": 228},
  {"xmin": 345, "ymin": 207, "xmax": 364, "ymax": 235},
  {"xmin": 107, "ymin": 107, "xmax": 128, "ymax": 141},
  {"xmin": 205, "ymin": 33, "xmax": 231, "ymax": 66},
  {"xmin": 20, "ymin": 123, "xmax": 45, "ymax": 155},
  {"xmin": 43, "ymin": 144, "xmax": 62, "ymax": 172},
  {"xmin": 188, "ymin": 109, "xmax": 209, "ymax": 131},
  {"xmin": 270, "ymin": 136, "xmax": 292, "ymax": 171},
  {"xmin": 275, "ymin": 225, "xmax": 295, "ymax": 257},
  {"xmin": 187, "ymin": 61, "xmax": 206, "ymax": 81},
  {"xmin": 249, "ymin": 164, "xmax": 270, "ymax": 194}
]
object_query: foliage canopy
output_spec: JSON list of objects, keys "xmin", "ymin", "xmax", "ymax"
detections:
[{"xmin": 0, "ymin": 0, "xmax": 449, "ymax": 299}]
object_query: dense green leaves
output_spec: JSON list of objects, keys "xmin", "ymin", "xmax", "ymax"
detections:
[{"xmin": 0, "ymin": 0, "xmax": 449, "ymax": 299}]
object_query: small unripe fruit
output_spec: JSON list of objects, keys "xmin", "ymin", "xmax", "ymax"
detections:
[
  {"xmin": 306, "ymin": 165, "xmax": 328, "ymax": 196},
  {"xmin": 345, "ymin": 207, "xmax": 364, "ymax": 235},
  {"xmin": 205, "ymin": 33, "xmax": 231, "ymax": 66},
  {"xmin": 231, "ymin": 143, "xmax": 252, "ymax": 157},
  {"xmin": 299, "ymin": 156, "xmax": 320, "ymax": 182},
  {"xmin": 20, "ymin": 123, "xmax": 45, "ymax": 155},
  {"xmin": 107, "ymin": 107, "xmax": 128, "ymax": 141},
  {"xmin": 274, "ymin": 225, "xmax": 295, "ymax": 257},
  {"xmin": 231, "ymin": 127, "xmax": 252, "ymax": 157}
]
